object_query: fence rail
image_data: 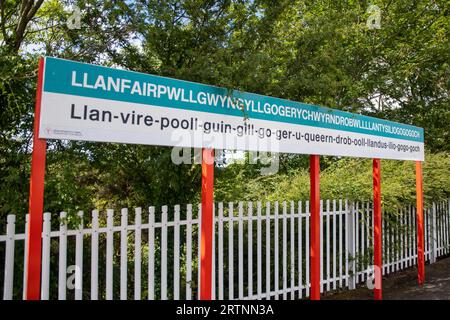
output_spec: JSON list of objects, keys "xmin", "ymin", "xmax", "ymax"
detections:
[{"xmin": 1, "ymin": 199, "xmax": 449, "ymax": 300}]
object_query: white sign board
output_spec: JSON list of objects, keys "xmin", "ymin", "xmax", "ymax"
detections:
[{"xmin": 39, "ymin": 57, "xmax": 424, "ymax": 161}]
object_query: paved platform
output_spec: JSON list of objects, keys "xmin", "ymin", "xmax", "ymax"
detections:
[{"xmin": 323, "ymin": 256, "xmax": 450, "ymax": 300}]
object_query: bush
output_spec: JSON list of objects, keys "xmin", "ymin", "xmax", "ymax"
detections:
[{"xmin": 216, "ymin": 151, "xmax": 450, "ymax": 212}]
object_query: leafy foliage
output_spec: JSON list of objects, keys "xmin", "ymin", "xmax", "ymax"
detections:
[{"xmin": 216, "ymin": 152, "xmax": 450, "ymax": 212}]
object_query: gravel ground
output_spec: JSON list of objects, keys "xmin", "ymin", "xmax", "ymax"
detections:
[{"xmin": 322, "ymin": 256, "xmax": 450, "ymax": 300}]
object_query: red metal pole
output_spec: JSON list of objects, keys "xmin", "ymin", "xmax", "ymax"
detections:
[
  {"xmin": 200, "ymin": 148, "xmax": 214, "ymax": 300},
  {"xmin": 26, "ymin": 58, "xmax": 47, "ymax": 300},
  {"xmin": 310, "ymin": 155, "xmax": 320, "ymax": 300},
  {"xmin": 416, "ymin": 161, "xmax": 425, "ymax": 285},
  {"xmin": 373, "ymin": 158, "xmax": 382, "ymax": 300}
]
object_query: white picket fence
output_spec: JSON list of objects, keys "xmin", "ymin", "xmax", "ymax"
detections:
[{"xmin": 1, "ymin": 199, "xmax": 449, "ymax": 300}]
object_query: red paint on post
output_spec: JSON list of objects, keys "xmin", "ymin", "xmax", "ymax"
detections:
[
  {"xmin": 200, "ymin": 148, "xmax": 214, "ymax": 300},
  {"xmin": 373, "ymin": 158, "xmax": 382, "ymax": 300},
  {"xmin": 416, "ymin": 161, "xmax": 425, "ymax": 285},
  {"xmin": 26, "ymin": 58, "xmax": 47, "ymax": 300},
  {"xmin": 310, "ymin": 155, "xmax": 320, "ymax": 300}
]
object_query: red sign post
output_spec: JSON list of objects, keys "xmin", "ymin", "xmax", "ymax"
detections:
[
  {"xmin": 200, "ymin": 148, "xmax": 214, "ymax": 299},
  {"xmin": 373, "ymin": 158, "xmax": 382, "ymax": 300},
  {"xmin": 416, "ymin": 161, "xmax": 425, "ymax": 285},
  {"xmin": 309, "ymin": 155, "xmax": 321, "ymax": 300},
  {"xmin": 26, "ymin": 58, "xmax": 47, "ymax": 300}
]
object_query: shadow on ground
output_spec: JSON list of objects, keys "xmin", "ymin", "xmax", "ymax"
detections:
[{"xmin": 322, "ymin": 256, "xmax": 450, "ymax": 300}]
